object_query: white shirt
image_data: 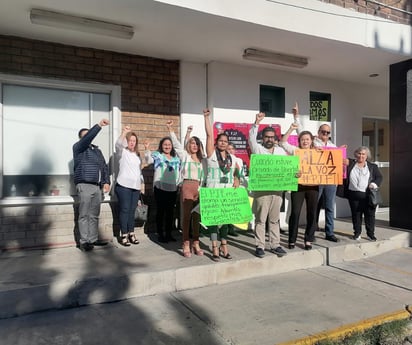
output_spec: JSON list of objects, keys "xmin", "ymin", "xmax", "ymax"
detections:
[
  {"xmin": 116, "ymin": 138, "xmax": 142, "ymax": 190},
  {"xmin": 349, "ymin": 164, "xmax": 370, "ymax": 192},
  {"xmin": 248, "ymin": 124, "xmax": 287, "ymax": 156},
  {"xmin": 170, "ymin": 131, "xmax": 206, "ymax": 182}
]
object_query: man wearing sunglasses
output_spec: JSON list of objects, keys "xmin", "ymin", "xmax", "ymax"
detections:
[{"xmin": 294, "ymin": 109, "xmax": 341, "ymax": 243}]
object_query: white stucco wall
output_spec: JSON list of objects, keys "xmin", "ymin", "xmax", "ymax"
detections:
[
  {"xmin": 158, "ymin": 0, "xmax": 411, "ymax": 55},
  {"xmin": 180, "ymin": 60, "xmax": 388, "ymax": 218}
]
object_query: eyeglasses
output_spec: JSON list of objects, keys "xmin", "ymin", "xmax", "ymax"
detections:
[{"xmin": 320, "ymin": 130, "xmax": 331, "ymax": 135}]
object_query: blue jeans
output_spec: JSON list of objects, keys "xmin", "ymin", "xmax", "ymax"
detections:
[
  {"xmin": 115, "ymin": 183, "xmax": 140, "ymax": 235},
  {"xmin": 318, "ymin": 185, "xmax": 337, "ymax": 237}
]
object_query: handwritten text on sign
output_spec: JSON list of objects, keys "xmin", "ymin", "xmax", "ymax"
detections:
[
  {"xmin": 199, "ymin": 187, "xmax": 253, "ymax": 226},
  {"xmin": 296, "ymin": 149, "xmax": 343, "ymax": 185},
  {"xmin": 248, "ymin": 154, "xmax": 299, "ymax": 191}
]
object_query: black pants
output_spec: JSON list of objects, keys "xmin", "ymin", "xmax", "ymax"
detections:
[
  {"xmin": 348, "ymin": 191, "xmax": 376, "ymax": 237},
  {"xmin": 288, "ymin": 185, "xmax": 319, "ymax": 244},
  {"xmin": 154, "ymin": 187, "xmax": 177, "ymax": 240}
]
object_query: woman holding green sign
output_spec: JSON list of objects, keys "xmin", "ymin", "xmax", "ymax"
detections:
[
  {"xmin": 280, "ymin": 112, "xmax": 319, "ymax": 251},
  {"xmin": 203, "ymin": 109, "xmax": 240, "ymax": 261}
]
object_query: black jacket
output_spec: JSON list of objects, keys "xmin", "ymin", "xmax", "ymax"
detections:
[
  {"xmin": 342, "ymin": 159, "xmax": 383, "ymax": 194},
  {"xmin": 73, "ymin": 124, "xmax": 110, "ymax": 186}
]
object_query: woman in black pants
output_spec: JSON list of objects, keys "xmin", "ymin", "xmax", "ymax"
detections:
[
  {"xmin": 280, "ymin": 122, "xmax": 319, "ymax": 250},
  {"xmin": 144, "ymin": 135, "xmax": 181, "ymax": 243},
  {"xmin": 344, "ymin": 146, "xmax": 382, "ymax": 241}
]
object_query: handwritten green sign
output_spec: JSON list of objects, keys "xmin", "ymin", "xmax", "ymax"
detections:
[
  {"xmin": 199, "ymin": 187, "xmax": 253, "ymax": 226},
  {"xmin": 248, "ymin": 154, "xmax": 299, "ymax": 191}
]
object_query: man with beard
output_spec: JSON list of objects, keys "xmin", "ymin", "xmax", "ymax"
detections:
[{"xmin": 249, "ymin": 112, "xmax": 288, "ymax": 258}]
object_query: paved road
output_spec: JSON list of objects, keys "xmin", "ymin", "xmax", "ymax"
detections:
[{"xmin": 1, "ymin": 247, "xmax": 411, "ymax": 345}]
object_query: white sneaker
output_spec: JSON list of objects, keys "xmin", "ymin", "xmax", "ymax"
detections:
[{"xmin": 353, "ymin": 235, "xmax": 361, "ymax": 240}]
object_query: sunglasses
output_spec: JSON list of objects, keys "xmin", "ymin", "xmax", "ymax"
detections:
[{"xmin": 320, "ymin": 130, "xmax": 331, "ymax": 135}]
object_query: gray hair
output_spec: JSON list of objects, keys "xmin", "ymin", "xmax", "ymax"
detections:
[{"xmin": 354, "ymin": 146, "xmax": 371, "ymax": 160}]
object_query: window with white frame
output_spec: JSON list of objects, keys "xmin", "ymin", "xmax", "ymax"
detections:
[{"xmin": 0, "ymin": 74, "xmax": 120, "ymax": 199}]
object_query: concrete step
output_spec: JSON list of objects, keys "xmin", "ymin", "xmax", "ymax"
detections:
[{"xmin": 0, "ymin": 218, "xmax": 409, "ymax": 319}]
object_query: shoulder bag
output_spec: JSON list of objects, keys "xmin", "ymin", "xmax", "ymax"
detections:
[{"xmin": 135, "ymin": 194, "xmax": 148, "ymax": 221}]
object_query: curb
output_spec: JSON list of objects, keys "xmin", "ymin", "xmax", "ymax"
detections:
[{"xmin": 277, "ymin": 308, "xmax": 411, "ymax": 345}]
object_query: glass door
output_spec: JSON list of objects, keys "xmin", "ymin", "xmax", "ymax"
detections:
[{"xmin": 362, "ymin": 118, "xmax": 389, "ymax": 207}]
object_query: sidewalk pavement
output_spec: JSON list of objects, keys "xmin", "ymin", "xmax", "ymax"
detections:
[{"xmin": 0, "ymin": 213, "xmax": 411, "ymax": 344}]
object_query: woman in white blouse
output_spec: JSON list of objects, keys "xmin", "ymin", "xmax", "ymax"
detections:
[
  {"xmin": 115, "ymin": 126, "xmax": 142, "ymax": 246},
  {"xmin": 344, "ymin": 146, "xmax": 383, "ymax": 241}
]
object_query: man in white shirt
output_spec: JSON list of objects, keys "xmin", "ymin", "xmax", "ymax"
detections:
[{"xmin": 249, "ymin": 112, "xmax": 288, "ymax": 258}]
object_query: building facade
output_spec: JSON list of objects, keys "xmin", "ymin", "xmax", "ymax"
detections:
[{"xmin": 0, "ymin": 0, "xmax": 411, "ymax": 249}]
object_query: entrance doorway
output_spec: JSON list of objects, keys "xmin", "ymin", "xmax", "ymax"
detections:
[{"xmin": 362, "ymin": 118, "xmax": 389, "ymax": 207}]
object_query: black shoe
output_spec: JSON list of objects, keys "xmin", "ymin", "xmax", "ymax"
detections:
[
  {"xmin": 368, "ymin": 235, "xmax": 377, "ymax": 242},
  {"xmin": 228, "ymin": 230, "xmax": 239, "ymax": 237},
  {"xmin": 288, "ymin": 243, "xmax": 295, "ymax": 249},
  {"xmin": 158, "ymin": 235, "xmax": 168, "ymax": 243},
  {"xmin": 80, "ymin": 243, "xmax": 94, "ymax": 252},
  {"xmin": 166, "ymin": 235, "xmax": 177, "ymax": 242},
  {"xmin": 92, "ymin": 240, "xmax": 108, "ymax": 246},
  {"xmin": 255, "ymin": 247, "xmax": 265, "ymax": 258},
  {"xmin": 304, "ymin": 244, "xmax": 312, "ymax": 250},
  {"xmin": 270, "ymin": 246, "xmax": 287, "ymax": 257},
  {"xmin": 325, "ymin": 235, "xmax": 339, "ymax": 242}
]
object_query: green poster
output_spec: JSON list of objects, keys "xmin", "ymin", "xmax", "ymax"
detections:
[
  {"xmin": 199, "ymin": 187, "xmax": 252, "ymax": 226},
  {"xmin": 248, "ymin": 154, "xmax": 299, "ymax": 191}
]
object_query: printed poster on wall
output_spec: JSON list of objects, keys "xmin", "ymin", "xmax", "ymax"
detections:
[{"xmin": 213, "ymin": 122, "xmax": 283, "ymax": 167}]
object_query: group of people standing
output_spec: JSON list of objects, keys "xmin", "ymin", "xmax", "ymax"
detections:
[{"xmin": 72, "ymin": 107, "xmax": 383, "ymax": 258}]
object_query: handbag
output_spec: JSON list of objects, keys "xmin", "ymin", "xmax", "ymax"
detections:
[
  {"xmin": 368, "ymin": 188, "xmax": 382, "ymax": 207},
  {"xmin": 135, "ymin": 194, "xmax": 148, "ymax": 221},
  {"xmin": 336, "ymin": 184, "xmax": 347, "ymax": 198}
]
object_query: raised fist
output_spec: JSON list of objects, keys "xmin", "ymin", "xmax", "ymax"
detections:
[{"xmin": 99, "ymin": 118, "xmax": 110, "ymax": 127}]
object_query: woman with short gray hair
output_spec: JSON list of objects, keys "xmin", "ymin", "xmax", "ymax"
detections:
[{"xmin": 343, "ymin": 146, "xmax": 382, "ymax": 241}]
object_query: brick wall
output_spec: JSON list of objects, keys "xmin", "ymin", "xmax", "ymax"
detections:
[
  {"xmin": 0, "ymin": 35, "xmax": 181, "ymax": 250},
  {"xmin": 0, "ymin": 203, "xmax": 113, "ymax": 250},
  {"xmin": 318, "ymin": 0, "xmax": 412, "ymax": 24}
]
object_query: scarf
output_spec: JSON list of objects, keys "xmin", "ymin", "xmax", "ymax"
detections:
[{"xmin": 215, "ymin": 149, "xmax": 232, "ymax": 175}]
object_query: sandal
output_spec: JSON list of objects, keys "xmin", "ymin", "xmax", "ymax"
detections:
[
  {"xmin": 192, "ymin": 241, "xmax": 204, "ymax": 256},
  {"xmin": 212, "ymin": 245, "xmax": 220, "ymax": 262},
  {"xmin": 183, "ymin": 241, "xmax": 192, "ymax": 258},
  {"xmin": 121, "ymin": 235, "xmax": 131, "ymax": 247},
  {"xmin": 219, "ymin": 243, "xmax": 232, "ymax": 260},
  {"xmin": 129, "ymin": 232, "xmax": 140, "ymax": 245}
]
